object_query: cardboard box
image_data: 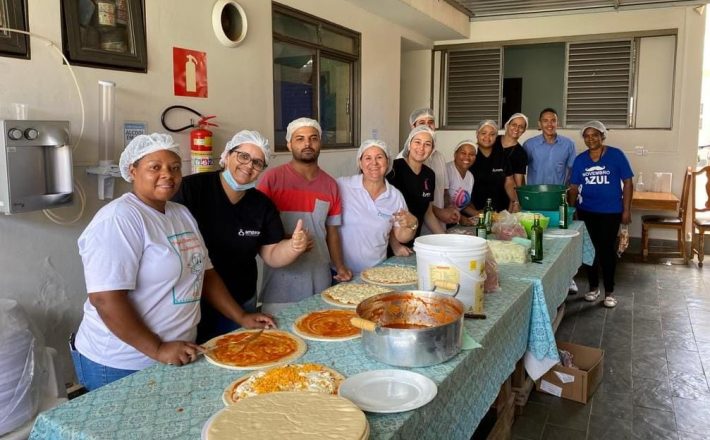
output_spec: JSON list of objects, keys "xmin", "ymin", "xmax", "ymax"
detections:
[{"xmin": 535, "ymin": 341, "xmax": 604, "ymax": 404}]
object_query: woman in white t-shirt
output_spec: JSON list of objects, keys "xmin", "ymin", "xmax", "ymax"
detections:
[
  {"xmin": 445, "ymin": 140, "xmax": 479, "ymax": 226},
  {"xmin": 337, "ymin": 139, "xmax": 417, "ymax": 274},
  {"xmin": 71, "ymin": 134, "xmax": 278, "ymax": 391}
]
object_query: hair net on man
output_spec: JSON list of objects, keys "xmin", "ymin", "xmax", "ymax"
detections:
[
  {"xmin": 580, "ymin": 120, "xmax": 608, "ymax": 139},
  {"xmin": 401, "ymin": 125, "xmax": 436, "ymax": 158},
  {"xmin": 504, "ymin": 113, "xmax": 529, "ymax": 130},
  {"xmin": 356, "ymin": 139, "xmax": 394, "ymax": 174},
  {"xmin": 477, "ymin": 119, "xmax": 499, "ymax": 133},
  {"xmin": 285, "ymin": 117, "xmax": 322, "ymax": 142},
  {"xmin": 119, "ymin": 133, "xmax": 181, "ymax": 182},
  {"xmin": 219, "ymin": 130, "xmax": 271, "ymax": 168},
  {"xmin": 408, "ymin": 108, "xmax": 435, "ymax": 127},
  {"xmin": 454, "ymin": 139, "xmax": 477, "ymax": 154}
]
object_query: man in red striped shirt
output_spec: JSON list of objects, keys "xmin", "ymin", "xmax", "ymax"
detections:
[{"xmin": 257, "ymin": 118, "xmax": 352, "ymax": 314}]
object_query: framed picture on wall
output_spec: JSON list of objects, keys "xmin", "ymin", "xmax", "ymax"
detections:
[
  {"xmin": 0, "ymin": 0, "xmax": 30, "ymax": 59},
  {"xmin": 60, "ymin": 0, "xmax": 147, "ymax": 72}
]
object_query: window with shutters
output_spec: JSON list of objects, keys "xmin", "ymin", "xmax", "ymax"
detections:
[{"xmin": 435, "ymin": 32, "xmax": 674, "ymax": 130}]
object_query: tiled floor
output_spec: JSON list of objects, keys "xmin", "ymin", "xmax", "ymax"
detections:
[{"xmin": 511, "ymin": 256, "xmax": 710, "ymax": 440}]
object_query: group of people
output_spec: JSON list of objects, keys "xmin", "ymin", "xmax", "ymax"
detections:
[{"xmin": 70, "ymin": 107, "xmax": 633, "ymax": 391}]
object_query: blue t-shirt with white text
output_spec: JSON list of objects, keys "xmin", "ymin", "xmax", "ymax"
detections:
[{"xmin": 570, "ymin": 146, "xmax": 633, "ymax": 213}]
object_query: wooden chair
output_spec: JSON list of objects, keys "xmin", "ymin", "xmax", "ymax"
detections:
[
  {"xmin": 691, "ymin": 165, "xmax": 710, "ymax": 267},
  {"xmin": 641, "ymin": 167, "xmax": 691, "ymax": 263}
]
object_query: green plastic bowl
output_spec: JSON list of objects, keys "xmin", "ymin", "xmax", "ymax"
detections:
[
  {"xmin": 516, "ymin": 185, "xmax": 567, "ymax": 211},
  {"xmin": 518, "ymin": 213, "xmax": 550, "ymax": 238}
]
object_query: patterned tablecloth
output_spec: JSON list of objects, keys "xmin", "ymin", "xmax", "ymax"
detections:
[{"xmin": 29, "ymin": 224, "xmax": 590, "ymax": 440}]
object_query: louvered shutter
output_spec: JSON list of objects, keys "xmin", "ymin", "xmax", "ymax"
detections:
[
  {"xmin": 565, "ymin": 40, "xmax": 633, "ymax": 126},
  {"xmin": 443, "ymin": 48, "xmax": 502, "ymax": 127}
]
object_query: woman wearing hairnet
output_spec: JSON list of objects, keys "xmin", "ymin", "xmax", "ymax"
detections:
[
  {"xmin": 71, "ymin": 134, "xmax": 275, "ymax": 391},
  {"xmin": 445, "ymin": 139, "xmax": 479, "ymax": 226},
  {"xmin": 569, "ymin": 121, "xmax": 633, "ymax": 308},
  {"xmin": 173, "ymin": 130, "xmax": 310, "ymax": 342},
  {"xmin": 337, "ymin": 140, "xmax": 417, "ymax": 274},
  {"xmin": 469, "ymin": 120, "xmax": 521, "ymax": 212},
  {"xmin": 386, "ymin": 126, "xmax": 446, "ymax": 255}
]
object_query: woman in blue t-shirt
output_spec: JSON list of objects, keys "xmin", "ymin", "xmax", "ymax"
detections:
[{"xmin": 569, "ymin": 121, "xmax": 633, "ymax": 308}]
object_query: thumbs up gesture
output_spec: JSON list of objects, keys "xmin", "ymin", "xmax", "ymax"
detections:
[{"xmin": 290, "ymin": 219, "xmax": 312, "ymax": 253}]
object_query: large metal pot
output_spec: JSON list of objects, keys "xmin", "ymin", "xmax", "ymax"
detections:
[{"xmin": 352, "ymin": 290, "xmax": 464, "ymax": 367}]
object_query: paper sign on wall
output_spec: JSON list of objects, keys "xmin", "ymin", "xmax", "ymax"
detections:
[
  {"xmin": 173, "ymin": 47, "xmax": 208, "ymax": 98},
  {"xmin": 123, "ymin": 121, "xmax": 146, "ymax": 147}
]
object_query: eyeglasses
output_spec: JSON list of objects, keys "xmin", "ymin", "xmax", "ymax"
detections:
[{"xmin": 232, "ymin": 150, "xmax": 267, "ymax": 171}]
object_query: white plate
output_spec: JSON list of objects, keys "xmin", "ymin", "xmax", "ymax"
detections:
[
  {"xmin": 544, "ymin": 229, "xmax": 580, "ymax": 238},
  {"xmin": 338, "ymin": 369, "xmax": 437, "ymax": 413},
  {"xmin": 201, "ymin": 413, "xmax": 217, "ymax": 440}
]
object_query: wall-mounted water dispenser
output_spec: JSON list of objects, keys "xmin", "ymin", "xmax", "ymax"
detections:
[{"xmin": 0, "ymin": 120, "xmax": 73, "ymax": 215}]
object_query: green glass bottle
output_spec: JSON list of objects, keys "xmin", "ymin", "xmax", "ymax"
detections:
[
  {"xmin": 475, "ymin": 213, "xmax": 487, "ymax": 239},
  {"xmin": 483, "ymin": 198, "xmax": 493, "ymax": 234},
  {"xmin": 530, "ymin": 214, "xmax": 544, "ymax": 262},
  {"xmin": 559, "ymin": 193, "xmax": 569, "ymax": 229}
]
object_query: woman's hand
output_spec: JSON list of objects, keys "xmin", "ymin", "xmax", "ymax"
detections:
[
  {"xmin": 393, "ymin": 210, "xmax": 418, "ymax": 231},
  {"xmin": 290, "ymin": 219, "xmax": 312, "ymax": 253},
  {"xmin": 237, "ymin": 312, "xmax": 277, "ymax": 329},
  {"xmin": 155, "ymin": 340, "xmax": 203, "ymax": 366},
  {"xmin": 459, "ymin": 216, "xmax": 476, "ymax": 226},
  {"xmin": 390, "ymin": 240, "xmax": 414, "ymax": 256}
]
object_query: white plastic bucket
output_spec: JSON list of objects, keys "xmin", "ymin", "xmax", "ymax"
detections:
[{"xmin": 413, "ymin": 234, "xmax": 488, "ymax": 312}]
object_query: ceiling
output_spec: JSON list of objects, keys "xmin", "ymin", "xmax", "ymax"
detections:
[{"xmin": 445, "ymin": 0, "xmax": 709, "ymax": 19}]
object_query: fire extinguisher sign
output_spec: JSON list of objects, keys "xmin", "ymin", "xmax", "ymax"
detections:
[{"xmin": 173, "ymin": 47, "xmax": 208, "ymax": 98}]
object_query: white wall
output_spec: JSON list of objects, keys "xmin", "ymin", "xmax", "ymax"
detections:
[
  {"xmin": 0, "ymin": 0, "xmax": 431, "ymax": 384},
  {"xmin": 432, "ymin": 7, "xmax": 707, "ymax": 240}
]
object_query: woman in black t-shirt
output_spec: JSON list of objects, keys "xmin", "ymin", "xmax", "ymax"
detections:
[
  {"xmin": 386, "ymin": 126, "xmax": 446, "ymax": 255},
  {"xmin": 173, "ymin": 130, "xmax": 309, "ymax": 342},
  {"xmin": 469, "ymin": 120, "xmax": 521, "ymax": 212},
  {"xmin": 495, "ymin": 112, "xmax": 529, "ymax": 187}
]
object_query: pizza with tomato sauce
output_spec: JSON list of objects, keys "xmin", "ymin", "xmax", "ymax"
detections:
[
  {"xmin": 203, "ymin": 329, "xmax": 307, "ymax": 370},
  {"xmin": 222, "ymin": 363, "xmax": 345, "ymax": 405},
  {"xmin": 292, "ymin": 309, "xmax": 361, "ymax": 341}
]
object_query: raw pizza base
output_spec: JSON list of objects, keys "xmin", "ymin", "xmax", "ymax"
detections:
[
  {"xmin": 320, "ymin": 283, "xmax": 391, "ymax": 308},
  {"xmin": 221, "ymin": 363, "xmax": 345, "ymax": 405},
  {"xmin": 360, "ymin": 265, "xmax": 418, "ymax": 286},
  {"xmin": 292, "ymin": 309, "xmax": 361, "ymax": 342},
  {"xmin": 204, "ymin": 392, "xmax": 368, "ymax": 440},
  {"xmin": 203, "ymin": 329, "xmax": 307, "ymax": 371}
]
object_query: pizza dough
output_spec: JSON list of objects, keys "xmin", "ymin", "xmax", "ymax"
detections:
[
  {"xmin": 203, "ymin": 329, "xmax": 307, "ymax": 370},
  {"xmin": 292, "ymin": 309, "xmax": 361, "ymax": 341},
  {"xmin": 222, "ymin": 363, "xmax": 345, "ymax": 405},
  {"xmin": 205, "ymin": 392, "xmax": 369, "ymax": 440},
  {"xmin": 321, "ymin": 283, "xmax": 391, "ymax": 308},
  {"xmin": 361, "ymin": 265, "xmax": 418, "ymax": 286}
]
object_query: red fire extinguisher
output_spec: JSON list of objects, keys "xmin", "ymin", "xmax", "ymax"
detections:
[{"xmin": 190, "ymin": 115, "xmax": 218, "ymax": 174}]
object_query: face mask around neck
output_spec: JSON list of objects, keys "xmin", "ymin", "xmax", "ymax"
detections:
[{"xmin": 222, "ymin": 169, "xmax": 256, "ymax": 191}]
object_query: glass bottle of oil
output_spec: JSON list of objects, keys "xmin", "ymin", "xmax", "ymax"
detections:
[{"xmin": 530, "ymin": 214, "xmax": 544, "ymax": 262}]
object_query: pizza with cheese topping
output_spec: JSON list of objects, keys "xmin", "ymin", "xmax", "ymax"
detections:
[
  {"xmin": 222, "ymin": 363, "xmax": 345, "ymax": 405},
  {"xmin": 204, "ymin": 329, "xmax": 306, "ymax": 370},
  {"xmin": 321, "ymin": 283, "xmax": 391, "ymax": 308},
  {"xmin": 360, "ymin": 265, "xmax": 418, "ymax": 286},
  {"xmin": 292, "ymin": 309, "xmax": 361, "ymax": 341}
]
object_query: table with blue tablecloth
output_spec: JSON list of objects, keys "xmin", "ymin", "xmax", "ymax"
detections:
[{"xmin": 29, "ymin": 222, "xmax": 591, "ymax": 440}]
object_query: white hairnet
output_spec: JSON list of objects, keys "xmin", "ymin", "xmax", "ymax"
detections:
[
  {"xmin": 477, "ymin": 119, "xmax": 499, "ymax": 133},
  {"xmin": 285, "ymin": 117, "xmax": 322, "ymax": 142},
  {"xmin": 119, "ymin": 133, "xmax": 180, "ymax": 182},
  {"xmin": 219, "ymin": 130, "xmax": 271, "ymax": 167},
  {"xmin": 402, "ymin": 125, "xmax": 435, "ymax": 158},
  {"xmin": 504, "ymin": 113, "xmax": 529, "ymax": 129},
  {"xmin": 454, "ymin": 139, "xmax": 477, "ymax": 154},
  {"xmin": 357, "ymin": 139, "xmax": 393, "ymax": 174},
  {"xmin": 580, "ymin": 120, "xmax": 608, "ymax": 139},
  {"xmin": 408, "ymin": 107, "xmax": 435, "ymax": 127}
]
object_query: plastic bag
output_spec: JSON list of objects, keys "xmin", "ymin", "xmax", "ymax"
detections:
[
  {"xmin": 491, "ymin": 210, "xmax": 527, "ymax": 241},
  {"xmin": 0, "ymin": 299, "xmax": 43, "ymax": 436},
  {"xmin": 617, "ymin": 224, "xmax": 629, "ymax": 257},
  {"xmin": 484, "ymin": 247, "xmax": 500, "ymax": 293}
]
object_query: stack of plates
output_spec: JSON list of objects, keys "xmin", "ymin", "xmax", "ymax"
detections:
[{"xmin": 0, "ymin": 300, "xmax": 38, "ymax": 436}]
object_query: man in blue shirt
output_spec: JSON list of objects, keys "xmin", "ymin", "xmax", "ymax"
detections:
[
  {"xmin": 523, "ymin": 108, "xmax": 580, "ymax": 294},
  {"xmin": 523, "ymin": 108, "xmax": 577, "ymax": 185}
]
